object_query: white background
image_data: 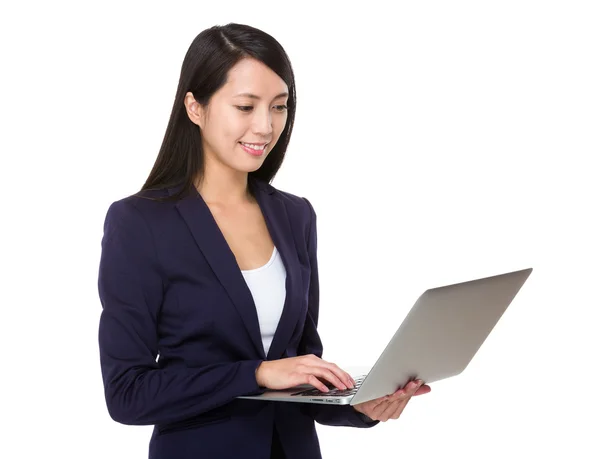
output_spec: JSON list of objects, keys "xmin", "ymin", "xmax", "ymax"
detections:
[{"xmin": 1, "ymin": 1, "xmax": 599, "ymax": 458}]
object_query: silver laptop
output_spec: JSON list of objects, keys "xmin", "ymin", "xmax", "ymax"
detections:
[{"xmin": 238, "ymin": 268, "xmax": 532, "ymax": 406}]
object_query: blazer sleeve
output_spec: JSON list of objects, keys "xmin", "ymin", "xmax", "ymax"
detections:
[
  {"xmin": 97, "ymin": 199, "xmax": 265, "ymax": 426},
  {"xmin": 299, "ymin": 198, "xmax": 379, "ymax": 428}
]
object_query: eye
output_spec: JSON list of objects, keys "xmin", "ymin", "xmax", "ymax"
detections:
[{"xmin": 235, "ymin": 105, "xmax": 288, "ymax": 113}]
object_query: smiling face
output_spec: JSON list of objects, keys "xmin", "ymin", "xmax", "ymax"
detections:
[{"xmin": 185, "ymin": 57, "xmax": 289, "ymax": 175}]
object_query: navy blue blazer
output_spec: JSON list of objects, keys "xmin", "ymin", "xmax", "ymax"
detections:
[{"xmin": 97, "ymin": 176, "xmax": 377, "ymax": 459}]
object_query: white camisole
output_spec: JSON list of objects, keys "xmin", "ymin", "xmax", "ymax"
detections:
[{"xmin": 240, "ymin": 246, "xmax": 287, "ymax": 355}]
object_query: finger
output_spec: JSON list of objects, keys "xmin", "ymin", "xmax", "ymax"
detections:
[
  {"xmin": 405, "ymin": 379, "xmax": 422, "ymax": 391},
  {"xmin": 303, "ymin": 356, "xmax": 354, "ymax": 389},
  {"xmin": 414, "ymin": 384, "xmax": 431, "ymax": 396},
  {"xmin": 358, "ymin": 389, "xmax": 409, "ymax": 421},
  {"xmin": 319, "ymin": 361, "xmax": 356, "ymax": 388},
  {"xmin": 352, "ymin": 398, "xmax": 384, "ymax": 421},
  {"xmin": 369, "ymin": 398, "xmax": 395, "ymax": 420},
  {"xmin": 306, "ymin": 367, "xmax": 347, "ymax": 391},
  {"xmin": 357, "ymin": 395, "xmax": 389, "ymax": 417},
  {"xmin": 363, "ymin": 395, "xmax": 389, "ymax": 413},
  {"xmin": 371, "ymin": 386, "xmax": 409, "ymax": 409},
  {"xmin": 385, "ymin": 383, "xmax": 422, "ymax": 419},
  {"xmin": 307, "ymin": 374, "xmax": 329, "ymax": 392},
  {"xmin": 385, "ymin": 387, "xmax": 410, "ymax": 404},
  {"xmin": 391, "ymin": 380, "xmax": 422, "ymax": 401},
  {"xmin": 297, "ymin": 363, "xmax": 344, "ymax": 391},
  {"xmin": 359, "ymin": 381, "xmax": 426, "ymax": 421},
  {"xmin": 384, "ymin": 386, "xmax": 412, "ymax": 405},
  {"xmin": 382, "ymin": 398, "xmax": 407, "ymax": 421},
  {"xmin": 390, "ymin": 397, "xmax": 411, "ymax": 420}
]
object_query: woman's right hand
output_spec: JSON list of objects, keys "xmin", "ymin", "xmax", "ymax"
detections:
[{"xmin": 255, "ymin": 354, "xmax": 355, "ymax": 392}]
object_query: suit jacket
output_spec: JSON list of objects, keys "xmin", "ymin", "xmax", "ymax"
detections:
[{"xmin": 97, "ymin": 176, "xmax": 378, "ymax": 459}]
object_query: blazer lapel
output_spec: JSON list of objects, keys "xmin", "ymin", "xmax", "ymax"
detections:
[
  {"xmin": 169, "ymin": 177, "xmax": 304, "ymax": 362},
  {"xmin": 249, "ymin": 178, "xmax": 303, "ymax": 361},
  {"xmin": 171, "ymin": 184, "xmax": 266, "ymax": 359}
]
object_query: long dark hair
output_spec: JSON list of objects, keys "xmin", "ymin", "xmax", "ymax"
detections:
[{"xmin": 139, "ymin": 23, "xmax": 296, "ymax": 201}]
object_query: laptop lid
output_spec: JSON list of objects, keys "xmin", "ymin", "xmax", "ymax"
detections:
[{"xmin": 349, "ymin": 268, "xmax": 532, "ymax": 405}]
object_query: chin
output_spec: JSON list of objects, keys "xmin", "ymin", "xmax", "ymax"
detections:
[
  {"xmin": 244, "ymin": 162, "xmax": 265, "ymax": 173},
  {"xmin": 230, "ymin": 160, "xmax": 265, "ymax": 174},
  {"xmin": 240, "ymin": 154, "xmax": 268, "ymax": 172}
]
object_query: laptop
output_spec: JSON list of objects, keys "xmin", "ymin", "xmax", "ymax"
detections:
[{"xmin": 238, "ymin": 268, "xmax": 532, "ymax": 406}]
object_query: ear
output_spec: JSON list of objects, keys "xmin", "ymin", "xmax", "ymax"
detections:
[{"xmin": 184, "ymin": 92, "xmax": 205, "ymax": 128}]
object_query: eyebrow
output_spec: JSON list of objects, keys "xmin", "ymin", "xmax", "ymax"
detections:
[{"xmin": 233, "ymin": 92, "xmax": 289, "ymax": 100}]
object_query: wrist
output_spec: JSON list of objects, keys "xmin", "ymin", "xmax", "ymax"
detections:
[{"xmin": 255, "ymin": 361, "xmax": 268, "ymax": 387}]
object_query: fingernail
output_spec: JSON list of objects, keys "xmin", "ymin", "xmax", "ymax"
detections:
[{"xmin": 347, "ymin": 378, "xmax": 355, "ymax": 388}]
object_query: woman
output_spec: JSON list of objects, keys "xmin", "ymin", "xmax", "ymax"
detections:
[{"xmin": 97, "ymin": 23, "xmax": 430, "ymax": 459}]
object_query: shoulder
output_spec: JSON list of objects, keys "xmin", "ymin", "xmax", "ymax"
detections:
[
  {"xmin": 255, "ymin": 178, "xmax": 316, "ymax": 224},
  {"xmin": 102, "ymin": 188, "xmax": 177, "ymax": 232},
  {"xmin": 253, "ymin": 179, "xmax": 317, "ymax": 246}
]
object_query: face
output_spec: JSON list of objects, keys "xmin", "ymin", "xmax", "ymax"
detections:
[{"xmin": 185, "ymin": 58, "xmax": 289, "ymax": 174}]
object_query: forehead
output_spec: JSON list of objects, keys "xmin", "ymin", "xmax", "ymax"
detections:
[{"xmin": 221, "ymin": 58, "xmax": 288, "ymax": 98}]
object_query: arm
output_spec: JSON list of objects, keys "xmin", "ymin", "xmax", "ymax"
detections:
[
  {"xmin": 98, "ymin": 200, "xmax": 264, "ymax": 426},
  {"xmin": 299, "ymin": 198, "xmax": 379, "ymax": 428}
]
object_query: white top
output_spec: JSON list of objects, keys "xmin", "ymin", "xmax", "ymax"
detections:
[{"xmin": 240, "ymin": 246, "xmax": 287, "ymax": 355}]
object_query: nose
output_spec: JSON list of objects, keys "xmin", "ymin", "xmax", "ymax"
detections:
[{"xmin": 251, "ymin": 107, "xmax": 273, "ymax": 137}]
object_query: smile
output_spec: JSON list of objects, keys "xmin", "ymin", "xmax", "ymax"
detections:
[
  {"xmin": 239, "ymin": 142, "xmax": 269, "ymax": 156},
  {"xmin": 239, "ymin": 142, "xmax": 268, "ymax": 151}
]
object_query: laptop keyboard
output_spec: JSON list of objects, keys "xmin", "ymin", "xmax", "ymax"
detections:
[{"xmin": 291, "ymin": 376, "xmax": 366, "ymax": 397}]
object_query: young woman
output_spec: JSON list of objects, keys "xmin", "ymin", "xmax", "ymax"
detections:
[{"xmin": 97, "ymin": 23, "xmax": 430, "ymax": 459}]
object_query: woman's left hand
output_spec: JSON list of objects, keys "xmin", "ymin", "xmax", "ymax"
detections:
[{"xmin": 353, "ymin": 379, "xmax": 431, "ymax": 422}]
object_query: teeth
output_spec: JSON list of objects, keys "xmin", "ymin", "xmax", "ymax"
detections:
[{"xmin": 241, "ymin": 142, "xmax": 266, "ymax": 151}]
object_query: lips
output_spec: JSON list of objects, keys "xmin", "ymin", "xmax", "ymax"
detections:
[
  {"xmin": 239, "ymin": 142, "xmax": 268, "ymax": 156},
  {"xmin": 239, "ymin": 142, "xmax": 268, "ymax": 150}
]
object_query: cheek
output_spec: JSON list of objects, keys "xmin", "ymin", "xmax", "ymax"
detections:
[
  {"xmin": 223, "ymin": 117, "xmax": 249, "ymax": 144},
  {"xmin": 273, "ymin": 114, "xmax": 288, "ymax": 138},
  {"xmin": 279, "ymin": 112, "xmax": 289, "ymax": 129}
]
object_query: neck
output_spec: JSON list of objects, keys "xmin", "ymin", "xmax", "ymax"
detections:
[{"xmin": 194, "ymin": 171, "xmax": 253, "ymax": 207}]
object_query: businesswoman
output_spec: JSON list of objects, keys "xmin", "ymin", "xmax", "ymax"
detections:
[{"xmin": 97, "ymin": 23, "xmax": 430, "ymax": 459}]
